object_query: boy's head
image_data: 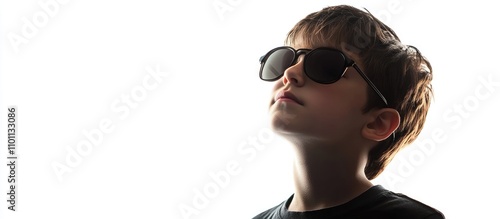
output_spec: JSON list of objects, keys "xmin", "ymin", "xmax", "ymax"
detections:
[{"xmin": 261, "ymin": 5, "xmax": 432, "ymax": 179}]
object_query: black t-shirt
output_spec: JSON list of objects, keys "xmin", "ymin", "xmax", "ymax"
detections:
[{"xmin": 252, "ymin": 185, "xmax": 444, "ymax": 219}]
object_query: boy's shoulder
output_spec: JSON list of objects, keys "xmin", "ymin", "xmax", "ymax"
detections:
[
  {"xmin": 367, "ymin": 186, "xmax": 445, "ymax": 219},
  {"xmin": 252, "ymin": 185, "xmax": 444, "ymax": 219}
]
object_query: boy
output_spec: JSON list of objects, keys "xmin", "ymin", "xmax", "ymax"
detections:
[{"xmin": 253, "ymin": 5, "xmax": 444, "ymax": 219}]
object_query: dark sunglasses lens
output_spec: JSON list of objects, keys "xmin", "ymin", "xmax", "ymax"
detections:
[
  {"xmin": 305, "ymin": 49, "xmax": 346, "ymax": 84},
  {"xmin": 261, "ymin": 48, "xmax": 295, "ymax": 81}
]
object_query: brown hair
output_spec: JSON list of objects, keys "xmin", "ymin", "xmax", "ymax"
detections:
[{"xmin": 285, "ymin": 5, "xmax": 433, "ymax": 179}]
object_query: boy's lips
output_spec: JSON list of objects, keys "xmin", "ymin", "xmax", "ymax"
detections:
[{"xmin": 274, "ymin": 90, "xmax": 304, "ymax": 105}]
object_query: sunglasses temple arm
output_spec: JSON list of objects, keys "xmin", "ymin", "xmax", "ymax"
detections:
[
  {"xmin": 352, "ymin": 64, "xmax": 389, "ymax": 106},
  {"xmin": 352, "ymin": 64, "xmax": 395, "ymax": 142}
]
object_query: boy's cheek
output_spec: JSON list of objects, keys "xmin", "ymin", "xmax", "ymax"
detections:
[
  {"xmin": 268, "ymin": 96, "xmax": 275, "ymax": 107},
  {"xmin": 273, "ymin": 77, "xmax": 288, "ymax": 88}
]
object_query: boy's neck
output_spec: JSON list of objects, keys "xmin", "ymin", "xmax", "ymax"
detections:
[{"xmin": 288, "ymin": 143, "xmax": 373, "ymax": 212}]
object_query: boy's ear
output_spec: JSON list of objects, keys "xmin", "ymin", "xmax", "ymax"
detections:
[{"xmin": 362, "ymin": 108, "xmax": 400, "ymax": 142}]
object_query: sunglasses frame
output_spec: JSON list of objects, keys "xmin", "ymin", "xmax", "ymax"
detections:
[
  {"xmin": 259, "ymin": 46, "xmax": 396, "ymax": 141},
  {"xmin": 259, "ymin": 46, "xmax": 388, "ymax": 106}
]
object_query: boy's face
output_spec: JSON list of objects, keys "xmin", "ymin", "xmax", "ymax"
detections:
[{"xmin": 268, "ymin": 40, "xmax": 372, "ymax": 147}]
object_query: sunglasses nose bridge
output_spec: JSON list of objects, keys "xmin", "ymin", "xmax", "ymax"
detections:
[{"xmin": 295, "ymin": 49, "xmax": 309, "ymax": 57}]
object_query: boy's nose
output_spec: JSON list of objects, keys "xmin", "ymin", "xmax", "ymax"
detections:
[{"xmin": 282, "ymin": 57, "xmax": 306, "ymax": 87}]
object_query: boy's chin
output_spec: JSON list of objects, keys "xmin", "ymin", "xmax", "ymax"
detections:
[
  {"xmin": 268, "ymin": 108, "xmax": 317, "ymax": 138},
  {"xmin": 269, "ymin": 114, "xmax": 305, "ymax": 136}
]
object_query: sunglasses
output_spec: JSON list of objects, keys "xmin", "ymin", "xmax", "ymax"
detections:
[{"xmin": 259, "ymin": 46, "xmax": 388, "ymax": 106}]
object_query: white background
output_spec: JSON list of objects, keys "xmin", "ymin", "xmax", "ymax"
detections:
[{"xmin": 1, "ymin": 0, "xmax": 499, "ymax": 218}]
